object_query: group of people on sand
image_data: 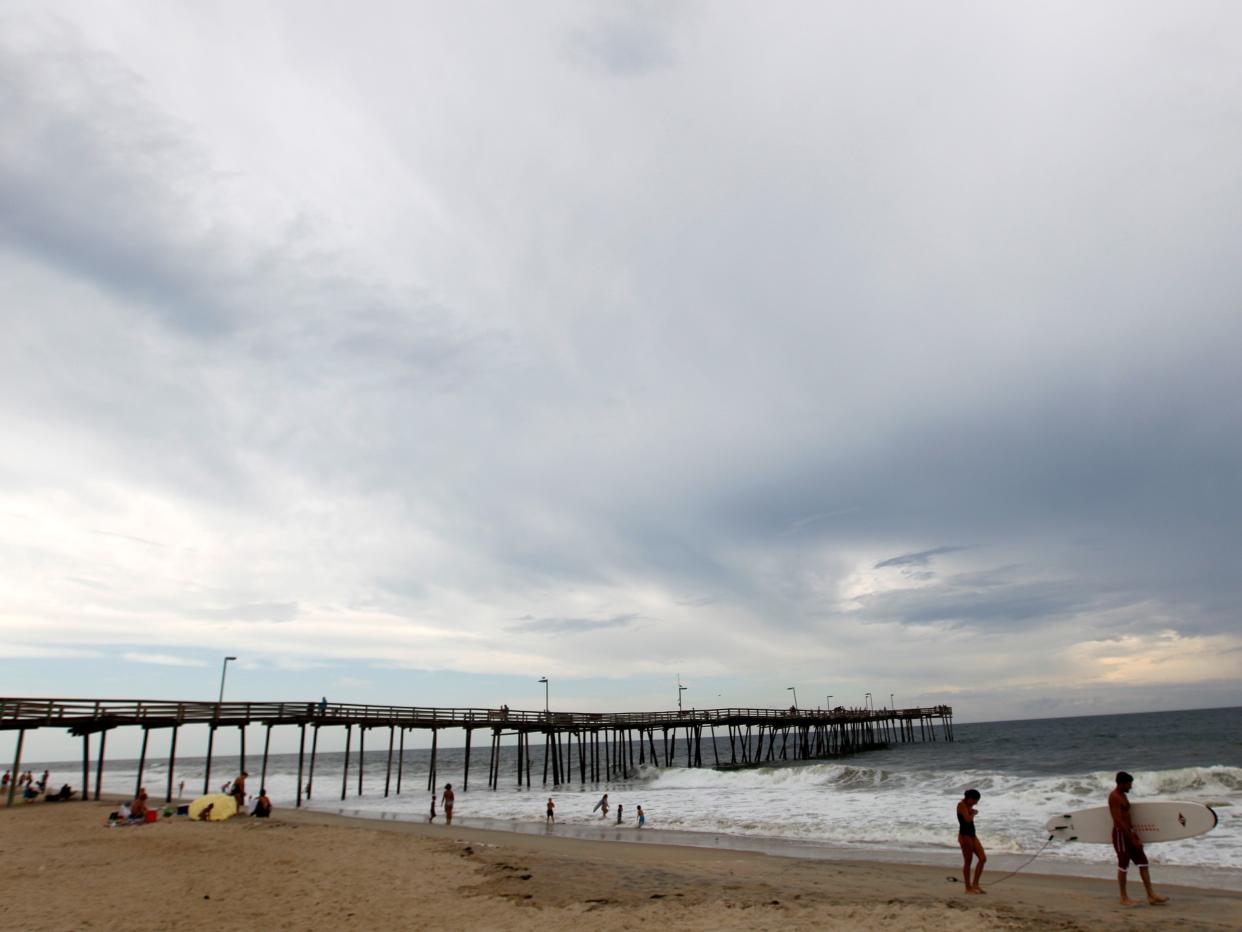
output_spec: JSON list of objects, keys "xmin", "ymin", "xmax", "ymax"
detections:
[
  {"xmin": 220, "ymin": 771, "xmax": 272, "ymax": 818},
  {"xmin": 958, "ymin": 770, "xmax": 1168, "ymax": 908},
  {"xmin": 3, "ymin": 769, "xmax": 73, "ymax": 802}
]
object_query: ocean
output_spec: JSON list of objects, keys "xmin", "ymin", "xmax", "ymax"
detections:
[{"xmin": 23, "ymin": 706, "xmax": 1242, "ymax": 891}]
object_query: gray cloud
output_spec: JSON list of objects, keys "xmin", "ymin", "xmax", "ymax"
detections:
[
  {"xmin": 185, "ymin": 603, "xmax": 300, "ymax": 624},
  {"xmin": 874, "ymin": 546, "xmax": 966, "ymax": 570},
  {"xmin": 506, "ymin": 614, "xmax": 640, "ymax": 636}
]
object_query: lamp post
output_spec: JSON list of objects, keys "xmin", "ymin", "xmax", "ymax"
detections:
[
  {"xmin": 218, "ymin": 656, "xmax": 237, "ymax": 704},
  {"xmin": 865, "ymin": 691, "xmax": 872, "ymax": 711},
  {"xmin": 677, "ymin": 674, "xmax": 687, "ymax": 712},
  {"xmin": 538, "ymin": 676, "xmax": 549, "ymax": 713},
  {"xmin": 826, "ymin": 694, "xmax": 833, "ymax": 710},
  {"xmin": 787, "ymin": 686, "xmax": 798, "ymax": 710},
  {"xmin": 890, "ymin": 693, "xmax": 894, "ymax": 710}
]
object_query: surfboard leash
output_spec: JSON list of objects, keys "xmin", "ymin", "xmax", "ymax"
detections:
[{"xmin": 945, "ymin": 835, "xmax": 1055, "ymax": 887}]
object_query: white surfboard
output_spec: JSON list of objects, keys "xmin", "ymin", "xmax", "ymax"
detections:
[{"xmin": 1045, "ymin": 801, "xmax": 1217, "ymax": 844}]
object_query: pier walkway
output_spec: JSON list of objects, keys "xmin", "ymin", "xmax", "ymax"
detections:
[{"xmin": 1, "ymin": 697, "xmax": 953, "ymax": 808}]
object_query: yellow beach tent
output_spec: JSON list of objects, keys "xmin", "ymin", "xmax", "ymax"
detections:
[{"xmin": 188, "ymin": 793, "xmax": 238, "ymax": 821}]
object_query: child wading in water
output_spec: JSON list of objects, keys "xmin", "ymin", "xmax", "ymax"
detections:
[
  {"xmin": 616, "ymin": 803, "xmax": 623, "ymax": 824},
  {"xmin": 956, "ymin": 789, "xmax": 987, "ymax": 894},
  {"xmin": 637, "ymin": 805, "xmax": 645, "ymax": 828},
  {"xmin": 546, "ymin": 798, "xmax": 555, "ymax": 823}
]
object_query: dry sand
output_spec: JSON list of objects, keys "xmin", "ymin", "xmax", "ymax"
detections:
[{"xmin": 2, "ymin": 799, "xmax": 1239, "ymax": 931}]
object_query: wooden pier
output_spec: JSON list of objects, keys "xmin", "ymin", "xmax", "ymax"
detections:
[{"xmin": 1, "ymin": 697, "xmax": 953, "ymax": 808}]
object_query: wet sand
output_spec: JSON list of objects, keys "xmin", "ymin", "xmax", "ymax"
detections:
[{"xmin": 2, "ymin": 799, "xmax": 1239, "ymax": 931}]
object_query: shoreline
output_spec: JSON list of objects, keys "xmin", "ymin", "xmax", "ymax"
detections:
[
  {"xmin": 3, "ymin": 798, "xmax": 1240, "ymax": 931},
  {"xmin": 323, "ymin": 801, "xmax": 1242, "ymax": 894}
]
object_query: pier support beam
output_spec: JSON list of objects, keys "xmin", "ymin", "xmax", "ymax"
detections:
[
  {"xmin": 134, "ymin": 728, "xmax": 149, "ymax": 801},
  {"xmin": 93, "ymin": 729, "xmax": 107, "ymax": 800},
  {"xmin": 340, "ymin": 724, "xmax": 352, "ymax": 801},
  {"xmin": 165, "ymin": 726, "xmax": 179, "ymax": 803},
  {"xmin": 296, "ymin": 723, "xmax": 306, "ymax": 808},
  {"xmin": 5, "ymin": 729, "xmax": 24, "ymax": 808}
]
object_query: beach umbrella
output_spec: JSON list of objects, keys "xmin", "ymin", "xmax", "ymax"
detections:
[{"xmin": 188, "ymin": 793, "xmax": 237, "ymax": 821}]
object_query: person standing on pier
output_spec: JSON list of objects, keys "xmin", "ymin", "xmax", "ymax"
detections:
[
  {"xmin": 1109, "ymin": 771, "xmax": 1168, "ymax": 907},
  {"xmin": 441, "ymin": 783, "xmax": 455, "ymax": 825},
  {"xmin": 956, "ymin": 789, "xmax": 986, "ymax": 894}
]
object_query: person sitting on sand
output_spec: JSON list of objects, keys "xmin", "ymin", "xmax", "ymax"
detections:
[
  {"xmin": 48, "ymin": 784, "xmax": 75, "ymax": 802},
  {"xmin": 1109, "ymin": 771, "xmax": 1168, "ymax": 907},
  {"xmin": 198, "ymin": 803, "xmax": 214, "ymax": 821},
  {"xmin": 130, "ymin": 788, "xmax": 149, "ymax": 820},
  {"xmin": 956, "ymin": 789, "xmax": 986, "ymax": 894},
  {"xmin": 441, "ymin": 783, "xmax": 455, "ymax": 825},
  {"xmin": 253, "ymin": 788, "xmax": 272, "ymax": 818}
]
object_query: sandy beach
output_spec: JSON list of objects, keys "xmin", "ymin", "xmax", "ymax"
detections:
[{"xmin": 2, "ymin": 800, "xmax": 1239, "ymax": 931}]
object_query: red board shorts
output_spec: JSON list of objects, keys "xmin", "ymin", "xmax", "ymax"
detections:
[{"xmin": 1111, "ymin": 827, "xmax": 1148, "ymax": 870}]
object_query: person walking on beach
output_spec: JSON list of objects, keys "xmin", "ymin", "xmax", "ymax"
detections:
[
  {"xmin": 956, "ymin": 789, "xmax": 986, "ymax": 894},
  {"xmin": 593, "ymin": 793, "xmax": 609, "ymax": 818},
  {"xmin": 546, "ymin": 797, "xmax": 555, "ymax": 823},
  {"xmin": 1110, "ymin": 771, "xmax": 1168, "ymax": 907},
  {"xmin": 441, "ymin": 783, "xmax": 455, "ymax": 825}
]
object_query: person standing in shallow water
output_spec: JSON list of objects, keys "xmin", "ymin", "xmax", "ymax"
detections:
[
  {"xmin": 441, "ymin": 783, "xmax": 455, "ymax": 825},
  {"xmin": 1109, "ymin": 771, "xmax": 1168, "ymax": 907},
  {"xmin": 546, "ymin": 798, "xmax": 555, "ymax": 823},
  {"xmin": 956, "ymin": 789, "xmax": 986, "ymax": 894}
]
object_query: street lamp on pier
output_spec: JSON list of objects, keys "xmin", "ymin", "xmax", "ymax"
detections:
[
  {"xmin": 786, "ymin": 686, "xmax": 798, "ymax": 710},
  {"xmin": 218, "ymin": 656, "xmax": 237, "ymax": 704},
  {"xmin": 677, "ymin": 674, "xmax": 687, "ymax": 712},
  {"xmin": 865, "ymin": 692, "xmax": 872, "ymax": 711},
  {"xmin": 538, "ymin": 676, "xmax": 549, "ymax": 713}
]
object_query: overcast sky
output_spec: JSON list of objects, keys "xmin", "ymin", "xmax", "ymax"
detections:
[{"xmin": 3, "ymin": 1, "xmax": 1241, "ymax": 749}]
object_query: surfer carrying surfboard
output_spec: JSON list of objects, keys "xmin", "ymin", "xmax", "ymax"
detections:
[
  {"xmin": 956, "ymin": 789, "xmax": 986, "ymax": 894},
  {"xmin": 1109, "ymin": 772, "xmax": 1168, "ymax": 907}
]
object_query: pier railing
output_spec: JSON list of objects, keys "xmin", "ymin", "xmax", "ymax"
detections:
[{"xmin": 0, "ymin": 697, "xmax": 951, "ymax": 731}]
